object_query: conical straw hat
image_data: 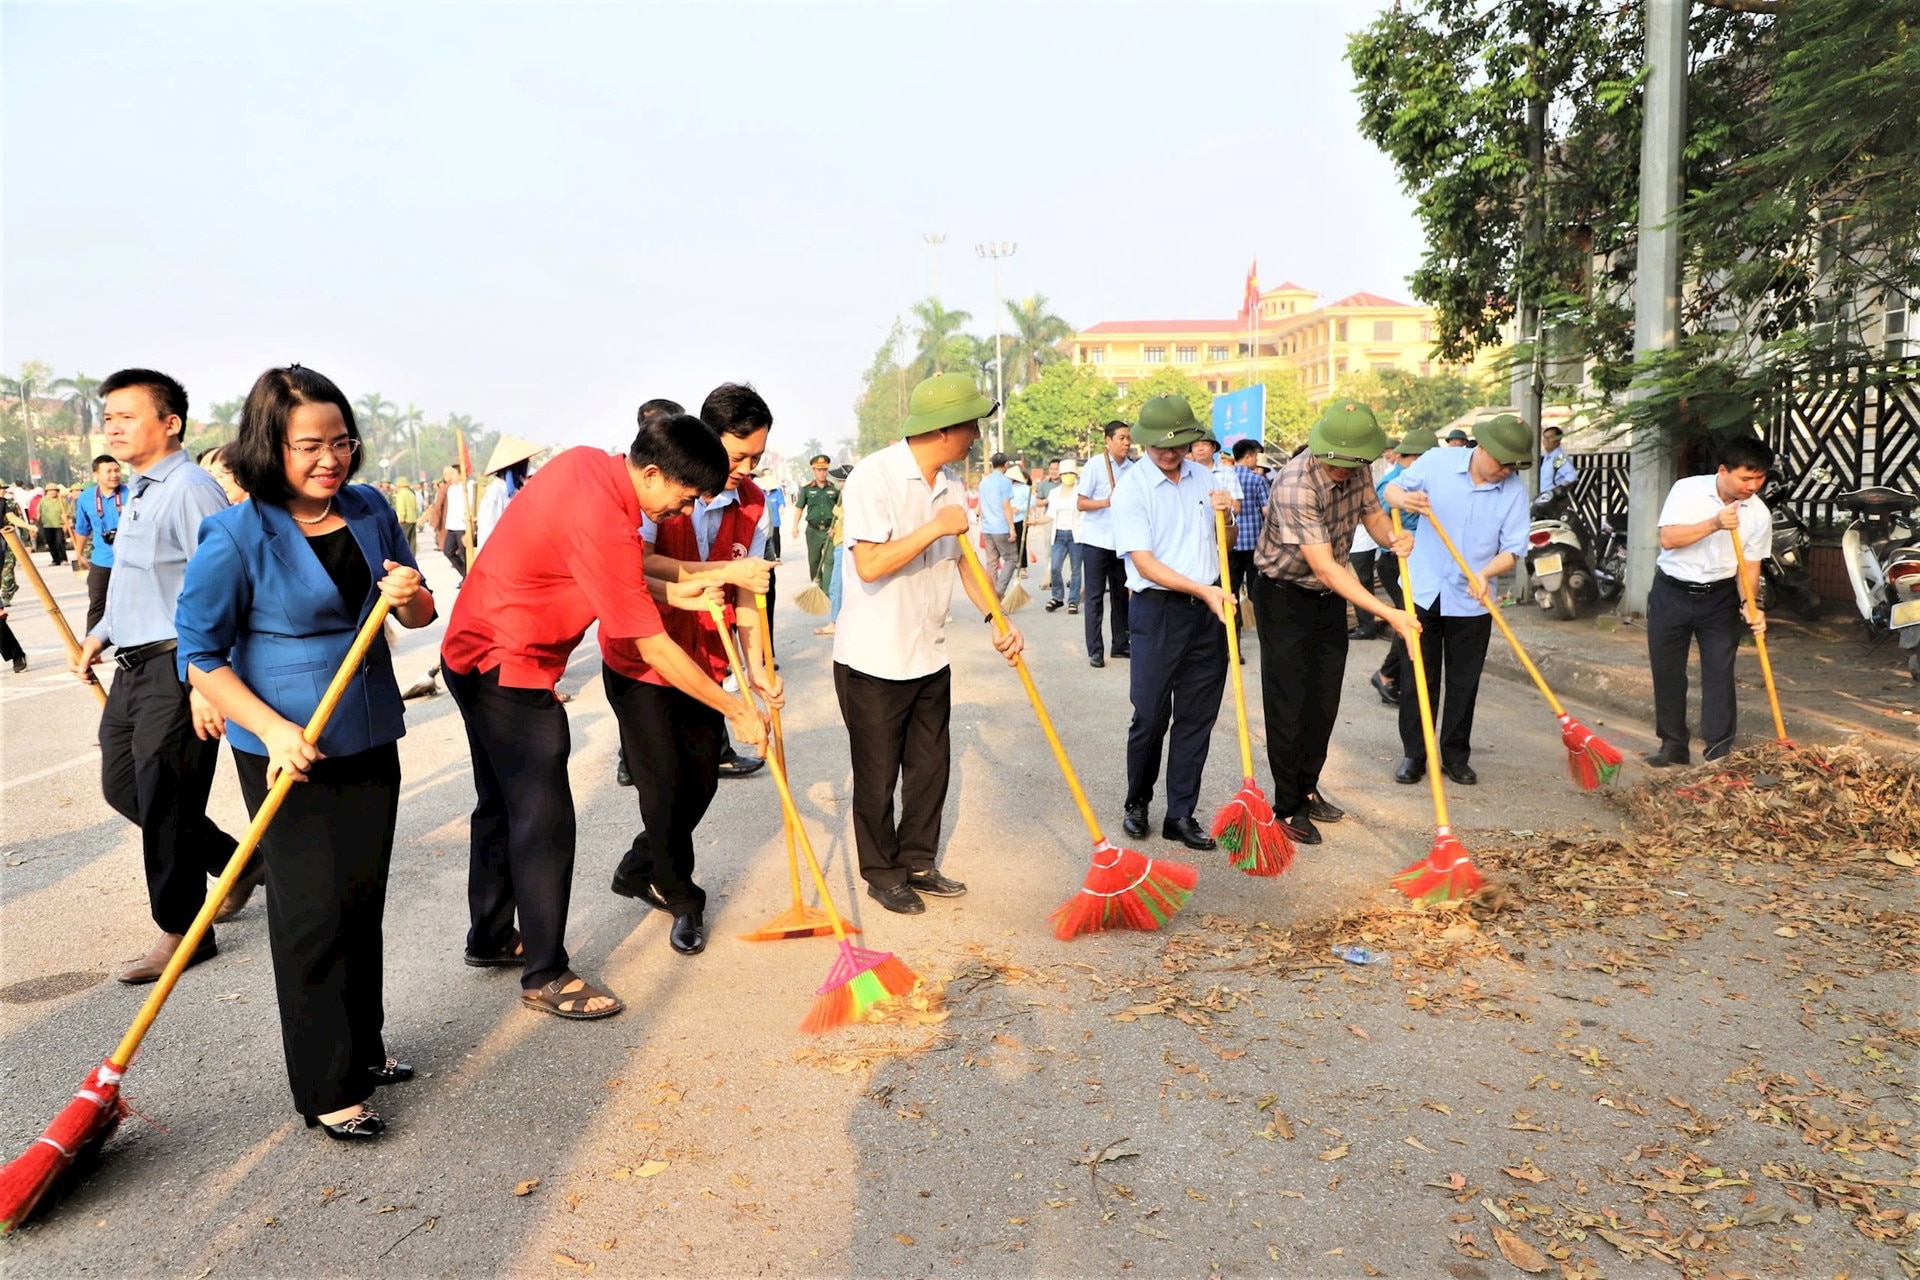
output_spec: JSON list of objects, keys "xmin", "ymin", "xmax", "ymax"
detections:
[{"xmin": 483, "ymin": 435, "xmax": 545, "ymax": 475}]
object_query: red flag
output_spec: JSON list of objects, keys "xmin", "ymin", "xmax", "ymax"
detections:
[
  {"xmin": 457, "ymin": 431, "xmax": 473, "ymax": 478},
  {"xmin": 1241, "ymin": 260, "xmax": 1261, "ymax": 321}
]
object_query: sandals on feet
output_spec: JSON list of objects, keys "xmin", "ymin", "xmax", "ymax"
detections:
[
  {"xmin": 521, "ymin": 972, "xmax": 624, "ymax": 1020},
  {"xmin": 464, "ymin": 929, "xmax": 524, "ymax": 968}
]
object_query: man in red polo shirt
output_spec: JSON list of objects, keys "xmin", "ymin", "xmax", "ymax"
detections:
[{"xmin": 441, "ymin": 411, "xmax": 766, "ymax": 1020}]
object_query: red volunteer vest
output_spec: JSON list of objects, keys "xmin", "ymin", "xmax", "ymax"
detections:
[{"xmin": 604, "ymin": 479, "xmax": 765, "ymax": 686}]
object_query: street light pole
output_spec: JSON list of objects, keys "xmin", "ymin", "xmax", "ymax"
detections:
[{"xmin": 976, "ymin": 241, "xmax": 1016, "ymax": 454}]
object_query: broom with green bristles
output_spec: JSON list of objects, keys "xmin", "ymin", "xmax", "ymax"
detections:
[{"xmin": 1208, "ymin": 510, "xmax": 1293, "ymax": 875}]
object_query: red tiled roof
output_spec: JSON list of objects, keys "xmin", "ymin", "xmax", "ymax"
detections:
[
  {"xmin": 1265, "ymin": 281, "xmax": 1315, "ymax": 294},
  {"xmin": 1327, "ymin": 290, "xmax": 1415, "ymax": 309},
  {"xmin": 1079, "ymin": 319, "xmax": 1245, "ymax": 336}
]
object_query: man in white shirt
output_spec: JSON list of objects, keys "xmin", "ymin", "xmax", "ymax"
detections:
[
  {"xmin": 1645, "ymin": 436, "xmax": 1773, "ymax": 767},
  {"xmin": 834, "ymin": 373, "xmax": 1025, "ymax": 916},
  {"xmin": 440, "ymin": 463, "xmax": 471, "ymax": 581},
  {"xmin": 1076, "ymin": 420, "xmax": 1134, "ymax": 667}
]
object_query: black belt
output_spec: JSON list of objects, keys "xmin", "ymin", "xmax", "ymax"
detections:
[
  {"xmin": 113, "ymin": 638, "xmax": 178, "ymax": 670},
  {"xmin": 1273, "ymin": 576, "xmax": 1333, "ymax": 598},
  {"xmin": 1657, "ymin": 570, "xmax": 1736, "ymax": 596},
  {"xmin": 1137, "ymin": 584, "xmax": 1222, "ymax": 603}
]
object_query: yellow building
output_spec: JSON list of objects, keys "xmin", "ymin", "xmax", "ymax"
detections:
[{"xmin": 1071, "ymin": 280, "xmax": 1449, "ymax": 404}]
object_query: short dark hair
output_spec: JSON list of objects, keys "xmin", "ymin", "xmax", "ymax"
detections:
[
  {"xmin": 699, "ymin": 383, "xmax": 772, "ymax": 438},
  {"xmin": 637, "ymin": 397, "xmax": 684, "ymax": 426},
  {"xmin": 628, "ymin": 413, "xmax": 730, "ymax": 496},
  {"xmin": 1716, "ymin": 435, "xmax": 1775, "ymax": 474},
  {"xmin": 227, "ymin": 365, "xmax": 362, "ymax": 505},
  {"xmin": 92, "ymin": 454, "xmax": 117, "ymax": 472},
  {"xmin": 1103, "ymin": 420, "xmax": 1130, "ymax": 438},
  {"xmin": 100, "ymin": 368, "xmax": 188, "ymax": 426},
  {"xmin": 1232, "ymin": 439, "xmax": 1262, "ymax": 461},
  {"xmin": 196, "ymin": 445, "xmax": 223, "ymax": 466}
]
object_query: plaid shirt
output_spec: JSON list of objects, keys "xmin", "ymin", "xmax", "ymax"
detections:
[
  {"xmin": 1232, "ymin": 466, "xmax": 1271, "ymax": 552},
  {"xmin": 1253, "ymin": 448, "xmax": 1383, "ymax": 587}
]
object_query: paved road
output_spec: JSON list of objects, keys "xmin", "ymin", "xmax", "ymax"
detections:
[{"xmin": 1, "ymin": 545, "xmax": 1653, "ymax": 1276}]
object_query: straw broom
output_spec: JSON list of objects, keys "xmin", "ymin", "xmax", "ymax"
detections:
[
  {"xmin": 1418, "ymin": 511, "xmax": 1624, "ymax": 790},
  {"xmin": 2, "ymin": 528, "xmax": 106, "ymax": 707},
  {"xmin": 955, "ymin": 537, "xmax": 1197, "ymax": 939},
  {"xmin": 1729, "ymin": 534, "xmax": 1792, "ymax": 746},
  {"xmin": 1206, "ymin": 511, "xmax": 1292, "ymax": 875},
  {"xmin": 0, "ymin": 600, "xmax": 393, "ymax": 1234}
]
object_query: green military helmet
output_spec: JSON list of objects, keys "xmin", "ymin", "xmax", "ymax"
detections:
[
  {"xmin": 901, "ymin": 372, "xmax": 997, "ymax": 436},
  {"xmin": 1135, "ymin": 395, "xmax": 1208, "ymax": 450},
  {"xmin": 1306, "ymin": 400, "xmax": 1388, "ymax": 469},
  {"xmin": 1473, "ymin": 413, "xmax": 1534, "ymax": 468},
  {"xmin": 1395, "ymin": 426, "xmax": 1440, "ymax": 457}
]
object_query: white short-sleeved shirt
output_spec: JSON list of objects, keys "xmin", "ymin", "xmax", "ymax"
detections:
[
  {"xmin": 1655, "ymin": 474, "xmax": 1771, "ymax": 584},
  {"xmin": 1113, "ymin": 458, "xmax": 1221, "ymax": 593},
  {"xmin": 639, "ymin": 486, "xmax": 770, "ymax": 560},
  {"xmin": 1052, "ymin": 480, "xmax": 1081, "ymax": 536},
  {"xmin": 1076, "ymin": 451, "xmax": 1133, "ymax": 549},
  {"xmin": 832, "ymin": 439, "xmax": 966, "ymax": 681}
]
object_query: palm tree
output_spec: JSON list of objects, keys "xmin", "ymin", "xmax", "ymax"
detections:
[
  {"xmin": 1, "ymin": 361, "xmax": 53, "ymax": 483},
  {"xmin": 206, "ymin": 397, "xmax": 244, "ymax": 438},
  {"xmin": 353, "ymin": 392, "xmax": 397, "ymax": 475},
  {"xmin": 50, "ymin": 373, "xmax": 104, "ymax": 456},
  {"xmin": 395, "ymin": 402, "xmax": 426, "ymax": 480},
  {"xmin": 1002, "ymin": 295, "xmax": 1074, "ymax": 390},
  {"xmin": 909, "ymin": 297, "xmax": 973, "ymax": 378}
]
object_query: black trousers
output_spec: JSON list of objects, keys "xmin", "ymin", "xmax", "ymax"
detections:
[
  {"xmin": 0, "ymin": 615, "xmax": 22, "ymax": 664},
  {"xmin": 441, "ymin": 528, "xmax": 468, "ymax": 581},
  {"xmin": 99, "ymin": 655, "xmax": 238, "ymax": 936},
  {"xmin": 1396, "ymin": 600, "xmax": 1493, "ymax": 768},
  {"xmin": 1014, "ymin": 520, "xmax": 1028, "ymax": 569},
  {"xmin": 1250, "ymin": 574, "xmax": 1348, "ymax": 817},
  {"xmin": 234, "ymin": 743, "xmax": 398, "ymax": 1118},
  {"xmin": 834, "ymin": 662, "xmax": 951, "ymax": 888},
  {"xmin": 1227, "ymin": 548, "xmax": 1256, "ymax": 601},
  {"xmin": 1647, "ymin": 573, "xmax": 1742, "ymax": 759},
  {"xmin": 604, "ymin": 670, "xmax": 723, "ymax": 916},
  {"xmin": 764, "ymin": 530, "xmax": 781, "ymax": 643},
  {"xmin": 1378, "ymin": 558, "xmax": 1411, "ymax": 687},
  {"xmin": 42, "ymin": 527, "xmax": 68, "ymax": 565},
  {"xmin": 1080, "ymin": 544, "xmax": 1131, "ymax": 659},
  {"xmin": 1125, "ymin": 589, "xmax": 1228, "ymax": 820},
  {"xmin": 85, "ymin": 564, "xmax": 112, "ymax": 637},
  {"xmin": 445, "ymin": 664, "xmax": 574, "ymax": 989}
]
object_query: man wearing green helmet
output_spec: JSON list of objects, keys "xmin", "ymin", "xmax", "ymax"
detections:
[
  {"xmin": 833, "ymin": 372, "xmax": 1026, "ymax": 916},
  {"xmin": 1383, "ymin": 412, "xmax": 1532, "ymax": 786},
  {"xmin": 1249, "ymin": 401, "xmax": 1418, "ymax": 845}
]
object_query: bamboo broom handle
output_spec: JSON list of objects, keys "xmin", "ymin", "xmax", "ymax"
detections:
[
  {"xmin": 111, "ymin": 598, "xmax": 394, "ymax": 1069},
  {"xmin": 3, "ymin": 527, "xmax": 107, "ymax": 707},
  {"xmin": 957, "ymin": 536, "xmax": 1109, "ymax": 845},
  {"xmin": 752, "ymin": 592, "xmax": 805, "ymax": 910},
  {"xmin": 1418, "ymin": 510, "xmax": 1569, "ymax": 718},
  {"xmin": 1392, "ymin": 511, "xmax": 1452, "ymax": 830},
  {"xmin": 1214, "ymin": 509, "xmax": 1255, "ymax": 779},
  {"xmin": 1728, "ymin": 534, "xmax": 1789, "ymax": 742},
  {"xmin": 709, "ymin": 601, "xmax": 852, "ymax": 942}
]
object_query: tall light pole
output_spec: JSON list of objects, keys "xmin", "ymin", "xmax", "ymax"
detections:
[
  {"xmin": 922, "ymin": 232, "xmax": 946, "ymax": 299},
  {"xmin": 976, "ymin": 241, "xmax": 1016, "ymax": 454}
]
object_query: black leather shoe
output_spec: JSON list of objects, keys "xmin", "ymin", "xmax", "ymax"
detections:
[
  {"xmin": 1089, "ymin": 654, "xmax": 1106, "ymax": 668},
  {"xmin": 1370, "ymin": 671, "xmax": 1399, "ymax": 705},
  {"xmin": 1305, "ymin": 793, "xmax": 1344, "ymax": 824},
  {"xmin": 616, "ymin": 756, "xmax": 633, "ymax": 787},
  {"xmin": 717, "ymin": 751, "xmax": 765, "ymax": 779},
  {"xmin": 1110, "ymin": 649, "xmax": 1130, "ymax": 660},
  {"xmin": 905, "ymin": 869, "xmax": 967, "ymax": 897},
  {"xmin": 1279, "ymin": 812, "xmax": 1322, "ymax": 846},
  {"xmin": 1393, "ymin": 757, "xmax": 1425, "ymax": 785},
  {"xmin": 307, "ymin": 1107, "xmax": 384, "ymax": 1141},
  {"xmin": 1441, "ymin": 761, "xmax": 1478, "ymax": 786},
  {"xmin": 1347, "ymin": 625, "xmax": 1382, "ymax": 641},
  {"xmin": 611, "ymin": 844, "xmax": 670, "ymax": 911},
  {"xmin": 867, "ymin": 882, "xmax": 926, "ymax": 915},
  {"xmin": 1161, "ymin": 815, "xmax": 1216, "ymax": 851},
  {"xmin": 1643, "ymin": 745, "xmax": 1691, "ymax": 769},
  {"xmin": 670, "ymin": 910, "xmax": 707, "ymax": 955},
  {"xmin": 367, "ymin": 1058, "xmax": 414, "ymax": 1085},
  {"xmin": 1122, "ymin": 803, "xmax": 1150, "ymax": 839}
]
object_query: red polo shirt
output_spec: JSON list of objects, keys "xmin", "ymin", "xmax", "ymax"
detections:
[{"xmin": 441, "ymin": 447, "xmax": 666, "ymax": 690}]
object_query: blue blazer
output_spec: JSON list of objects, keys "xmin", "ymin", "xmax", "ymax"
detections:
[{"xmin": 175, "ymin": 485, "xmax": 431, "ymax": 758}]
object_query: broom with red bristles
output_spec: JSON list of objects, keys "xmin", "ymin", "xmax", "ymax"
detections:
[
  {"xmin": 1207, "ymin": 510, "xmax": 1293, "ymax": 875},
  {"xmin": 1385, "ymin": 512, "xmax": 1484, "ymax": 905},
  {"xmin": 954, "ymin": 537, "xmax": 1197, "ymax": 939},
  {"xmin": 706, "ymin": 602, "xmax": 910, "ymax": 1031},
  {"xmin": 1420, "ymin": 510, "xmax": 1624, "ymax": 790},
  {"xmin": 0, "ymin": 600, "xmax": 393, "ymax": 1235}
]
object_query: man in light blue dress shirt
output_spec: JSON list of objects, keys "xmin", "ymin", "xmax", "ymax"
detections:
[
  {"xmin": 1541, "ymin": 425, "xmax": 1578, "ymax": 490},
  {"xmin": 977, "ymin": 453, "xmax": 1018, "ymax": 596},
  {"xmin": 1076, "ymin": 420, "xmax": 1134, "ymax": 666}
]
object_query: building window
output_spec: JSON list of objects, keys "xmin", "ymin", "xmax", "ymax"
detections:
[
  {"xmin": 1209, "ymin": 345, "xmax": 1229, "ymax": 361},
  {"xmin": 1373, "ymin": 320, "xmax": 1394, "ymax": 342},
  {"xmin": 1143, "ymin": 346, "xmax": 1167, "ymax": 364},
  {"xmin": 1372, "ymin": 361, "xmax": 1395, "ymax": 372},
  {"xmin": 1336, "ymin": 359, "xmax": 1348, "ymax": 376},
  {"xmin": 1335, "ymin": 320, "xmax": 1349, "ymax": 342},
  {"xmin": 1115, "ymin": 381, "xmax": 1130, "ymax": 397},
  {"xmin": 1175, "ymin": 346, "xmax": 1197, "ymax": 364},
  {"xmin": 1086, "ymin": 346, "xmax": 1105, "ymax": 365},
  {"xmin": 1421, "ymin": 321, "xmax": 1435, "ymax": 342}
]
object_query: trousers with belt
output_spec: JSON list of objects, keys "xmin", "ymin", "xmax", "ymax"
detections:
[
  {"xmin": 1125, "ymin": 588, "xmax": 1228, "ymax": 821},
  {"xmin": 1647, "ymin": 571, "xmax": 1743, "ymax": 759},
  {"xmin": 834, "ymin": 662, "xmax": 952, "ymax": 888},
  {"xmin": 1249, "ymin": 573, "xmax": 1348, "ymax": 817}
]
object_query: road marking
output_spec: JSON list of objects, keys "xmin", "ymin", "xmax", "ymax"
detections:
[{"xmin": 0, "ymin": 748, "xmax": 100, "ymax": 792}]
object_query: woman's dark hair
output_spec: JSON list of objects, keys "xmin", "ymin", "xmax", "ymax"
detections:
[
  {"xmin": 1716, "ymin": 435, "xmax": 1775, "ymax": 474},
  {"xmin": 100, "ymin": 368, "xmax": 189, "ymax": 425},
  {"xmin": 226, "ymin": 365, "xmax": 362, "ymax": 504},
  {"xmin": 628, "ymin": 413, "xmax": 729, "ymax": 495},
  {"xmin": 699, "ymin": 383, "xmax": 772, "ymax": 438}
]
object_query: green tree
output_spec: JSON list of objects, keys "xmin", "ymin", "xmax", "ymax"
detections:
[
  {"xmin": 49, "ymin": 373, "xmax": 103, "ymax": 456},
  {"xmin": 1332, "ymin": 367, "xmax": 1491, "ymax": 437},
  {"xmin": 0, "ymin": 361, "xmax": 58, "ymax": 483},
  {"xmin": 1002, "ymin": 294, "xmax": 1074, "ymax": 391},
  {"xmin": 206, "ymin": 397, "xmax": 244, "ymax": 437},
  {"xmin": 353, "ymin": 392, "xmax": 398, "ymax": 475},
  {"xmin": 395, "ymin": 403, "xmax": 426, "ymax": 481},
  {"xmin": 1241, "ymin": 372, "xmax": 1316, "ymax": 450},
  {"xmin": 1123, "ymin": 367, "xmax": 1215, "ymax": 432},
  {"xmin": 853, "ymin": 319, "xmax": 912, "ymax": 456},
  {"xmin": 1002, "ymin": 361, "xmax": 1119, "ymax": 462},
  {"xmin": 909, "ymin": 297, "xmax": 975, "ymax": 378}
]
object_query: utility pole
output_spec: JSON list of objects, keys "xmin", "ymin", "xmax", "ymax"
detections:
[
  {"xmin": 976, "ymin": 241, "xmax": 1017, "ymax": 454},
  {"xmin": 1512, "ymin": 22, "xmax": 1549, "ymax": 604},
  {"xmin": 1624, "ymin": 0, "xmax": 1688, "ymax": 617}
]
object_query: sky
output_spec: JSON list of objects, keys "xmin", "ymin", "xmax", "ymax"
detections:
[{"xmin": 3, "ymin": 1, "xmax": 1427, "ymax": 457}]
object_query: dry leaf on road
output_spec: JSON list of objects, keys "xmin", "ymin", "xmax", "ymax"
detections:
[
  {"xmin": 514, "ymin": 1179, "xmax": 541, "ymax": 1197},
  {"xmin": 1493, "ymin": 1226, "xmax": 1549, "ymax": 1273},
  {"xmin": 1319, "ymin": 1144, "xmax": 1350, "ymax": 1162}
]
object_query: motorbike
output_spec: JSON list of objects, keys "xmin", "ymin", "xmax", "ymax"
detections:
[
  {"xmin": 1756, "ymin": 475, "xmax": 1822, "ymax": 620},
  {"xmin": 1837, "ymin": 485, "xmax": 1920, "ymax": 681},
  {"xmin": 1524, "ymin": 484, "xmax": 1621, "ymax": 619}
]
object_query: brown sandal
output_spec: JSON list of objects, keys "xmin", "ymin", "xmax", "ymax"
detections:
[
  {"xmin": 520, "ymin": 972, "xmax": 624, "ymax": 1020},
  {"xmin": 464, "ymin": 929, "xmax": 524, "ymax": 968}
]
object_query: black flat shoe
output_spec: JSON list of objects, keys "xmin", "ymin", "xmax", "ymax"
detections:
[
  {"xmin": 1347, "ymin": 625, "xmax": 1382, "ymax": 641},
  {"xmin": 1393, "ymin": 757, "xmax": 1425, "ymax": 785},
  {"xmin": 1088, "ymin": 654, "xmax": 1106, "ymax": 668},
  {"xmin": 1110, "ymin": 649, "xmax": 1130, "ymax": 660},
  {"xmin": 904, "ymin": 869, "xmax": 967, "ymax": 897},
  {"xmin": 1121, "ymin": 803, "xmax": 1149, "ymax": 839},
  {"xmin": 1370, "ymin": 671, "xmax": 1399, "ymax": 705},
  {"xmin": 716, "ymin": 753, "xmax": 765, "ymax": 779},
  {"xmin": 367, "ymin": 1058, "xmax": 414, "ymax": 1085},
  {"xmin": 1305, "ymin": 793, "xmax": 1344, "ymax": 824},
  {"xmin": 307, "ymin": 1107, "xmax": 384, "ymax": 1141},
  {"xmin": 669, "ymin": 910, "xmax": 707, "ymax": 955},
  {"xmin": 1279, "ymin": 813, "xmax": 1322, "ymax": 846},
  {"xmin": 867, "ymin": 882, "xmax": 925, "ymax": 915},
  {"xmin": 1161, "ymin": 815, "xmax": 1216, "ymax": 852},
  {"xmin": 1643, "ymin": 746, "xmax": 1690, "ymax": 769},
  {"xmin": 1441, "ymin": 762, "xmax": 1478, "ymax": 785},
  {"xmin": 616, "ymin": 757, "xmax": 633, "ymax": 787},
  {"xmin": 611, "ymin": 871, "xmax": 669, "ymax": 912}
]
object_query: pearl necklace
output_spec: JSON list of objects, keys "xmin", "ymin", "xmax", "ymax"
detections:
[{"xmin": 290, "ymin": 498, "xmax": 334, "ymax": 526}]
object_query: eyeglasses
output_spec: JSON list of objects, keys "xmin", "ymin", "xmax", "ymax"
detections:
[{"xmin": 286, "ymin": 438, "xmax": 360, "ymax": 459}]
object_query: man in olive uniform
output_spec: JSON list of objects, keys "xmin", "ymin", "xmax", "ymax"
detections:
[{"xmin": 799, "ymin": 453, "xmax": 840, "ymax": 592}]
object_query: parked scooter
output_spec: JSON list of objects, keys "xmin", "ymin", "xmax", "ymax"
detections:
[
  {"xmin": 1524, "ymin": 484, "xmax": 1618, "ymax": 619},
  {"xmin": 1837, "ymin": 486, "xmax": 1920, "ymax": 680},
  {"xmin": 1757, "ymin": 474, "xmax": 1821, "ymax": 620}
]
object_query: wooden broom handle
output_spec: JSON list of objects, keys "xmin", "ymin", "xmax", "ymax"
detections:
[
  {"xmin": 1728, "ymin": 534, "xmax": 1789, "ymax": 742},
  {"xmin": 1392, "ymin": 511, "xmax": 1452, "ymax": 829},
  {"xmin": 1418, "ymin": 510, "xmax": 1568, "ymax": 718},
  {"xmin": 1215, "ymin": 509, "xmax": 1254, "ymax": 778},
  {"xmin": 111, "ymin": 598, "xmax": 394, "ymax": 1068},
  {"xmin": 3, "ymin": 527, "xmax": 107, "ymax": 707},
  {"xmin": 752, "ymin": 592, "xmax": 805, "ymax": 909}
]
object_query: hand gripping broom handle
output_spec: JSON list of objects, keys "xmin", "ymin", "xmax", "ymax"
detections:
[
  {"xmin": 110, "ymin": 598, "xmax": 394, "ymax": 1070},
  {"xmin": 708, "ymin": 601, "xmax": 851, "ymax": 943},
  {"xmin": 1214, "ymin": 510, "xmax": 1255, "ymax": 779},
  {"xmin": 1417, "ymin": 510, "xmax": 1568, "ymax": 718},
  {"xmin": 1728, "ymin": 535, "xmax": 1789, "ymax": 742},
  {"xmin": 1392, "ymin": 512, "xmax": 1452, "ymax": 831},
  {"xmin": 957, "ymin": 536, "xmax": 1109, "ymax": 845},
  {"xmin": 752, "ymin": 592, "xmax": 806, "ymax": 910},
  {"xmin": 2, "ymin": 527, "xmax": 107, "ymax": 707}
]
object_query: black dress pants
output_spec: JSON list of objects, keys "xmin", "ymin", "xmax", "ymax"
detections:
[
  {"xmin": 833, "ymin": 662, "xmax": 951, "ymax": 889},
  {"xmin": 0, "ymin": 615, "xmax": 23, "ymax": 665},
  {"xmin": 441, "ymin": 528, "xmax": 468, "ymax": 581},
  {"xmin": 43, "ymin": 527, "xmax": 68, "ymax": 565},
  {"xmin": 1647, "ymin": 573, "xmax": 1742, "ymax": 759},
  {"xmin": 445, "ymin": 663, "xmax": 574, "ymax": 990},
  {"xmin": 1080, "ymin": 544, "xmax": 1131, "ymax": 659},
  {"xmin": 1396, "ymin": 599, "xmax": 1493, "ymax": 768},
  {"xmin": 99, "ymin": 655, "xmax": 238, "ymax": 936},
  {"xmin": 604, "ymin": 670, "xmax": 724, "ymax": 916},
  {"xmin": 234, "ymin": 743, "xmax": 398, "ymax": 1119},
  {"xmin": 1227, "ymin": 548, "xmax": 1256, "ymax": 601},
  {"xmin": 1125, "ymin": 589, "xmax": 1228, "ymax": 821},
  {"xmin": 85, "ymin": 564, "xmax": 112, "ymax": 637},
  {"xmin": 1378, "ymin": 557, "xmax": 1411, "ymax": 688},
  {"xmin": 1249, "ymin": 574, "xmax": 1348, "ymax": 817}
]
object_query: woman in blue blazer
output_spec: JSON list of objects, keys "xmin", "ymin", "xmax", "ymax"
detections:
[{"xmin": 175, "ymin": 365, "xmax": 435, "ymax": 1142}]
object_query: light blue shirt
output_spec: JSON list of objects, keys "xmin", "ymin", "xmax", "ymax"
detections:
[
  {"xmin": 978, "ymin": 470, "xmax": 1014, "ymax": 536},
  {"xmin": 1075, "ymin": 451, "xmax": 1132, "ymax": 549},
  {"xmin": 90, "ymin": 449, "xmax": 230, "ymax": 647},
  {"xmin": 1543, "ymin": 446, "xmax": 1577, "ymax": 489},
  {"xmin": 71, "ymin": 482, "xmax": 128, "ymax": 568},
  {"xmin": 1010, "ymin": 479, "xmax": 1032, "ymax": 519},
  {"xmin": 1113, "ymin": 458, "xmax": 1220, "ymax": 593},
  {"xmin": 1393, "ymin": 447, "xmax": 1528, "ymax": 618},
  {"xmin": 640, "ymin": 485, "xmax": 770, "ymax": 560},
  {"xmin": 1376, "ymin": 463, "xmax": 1419, "ymax": 532}
]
